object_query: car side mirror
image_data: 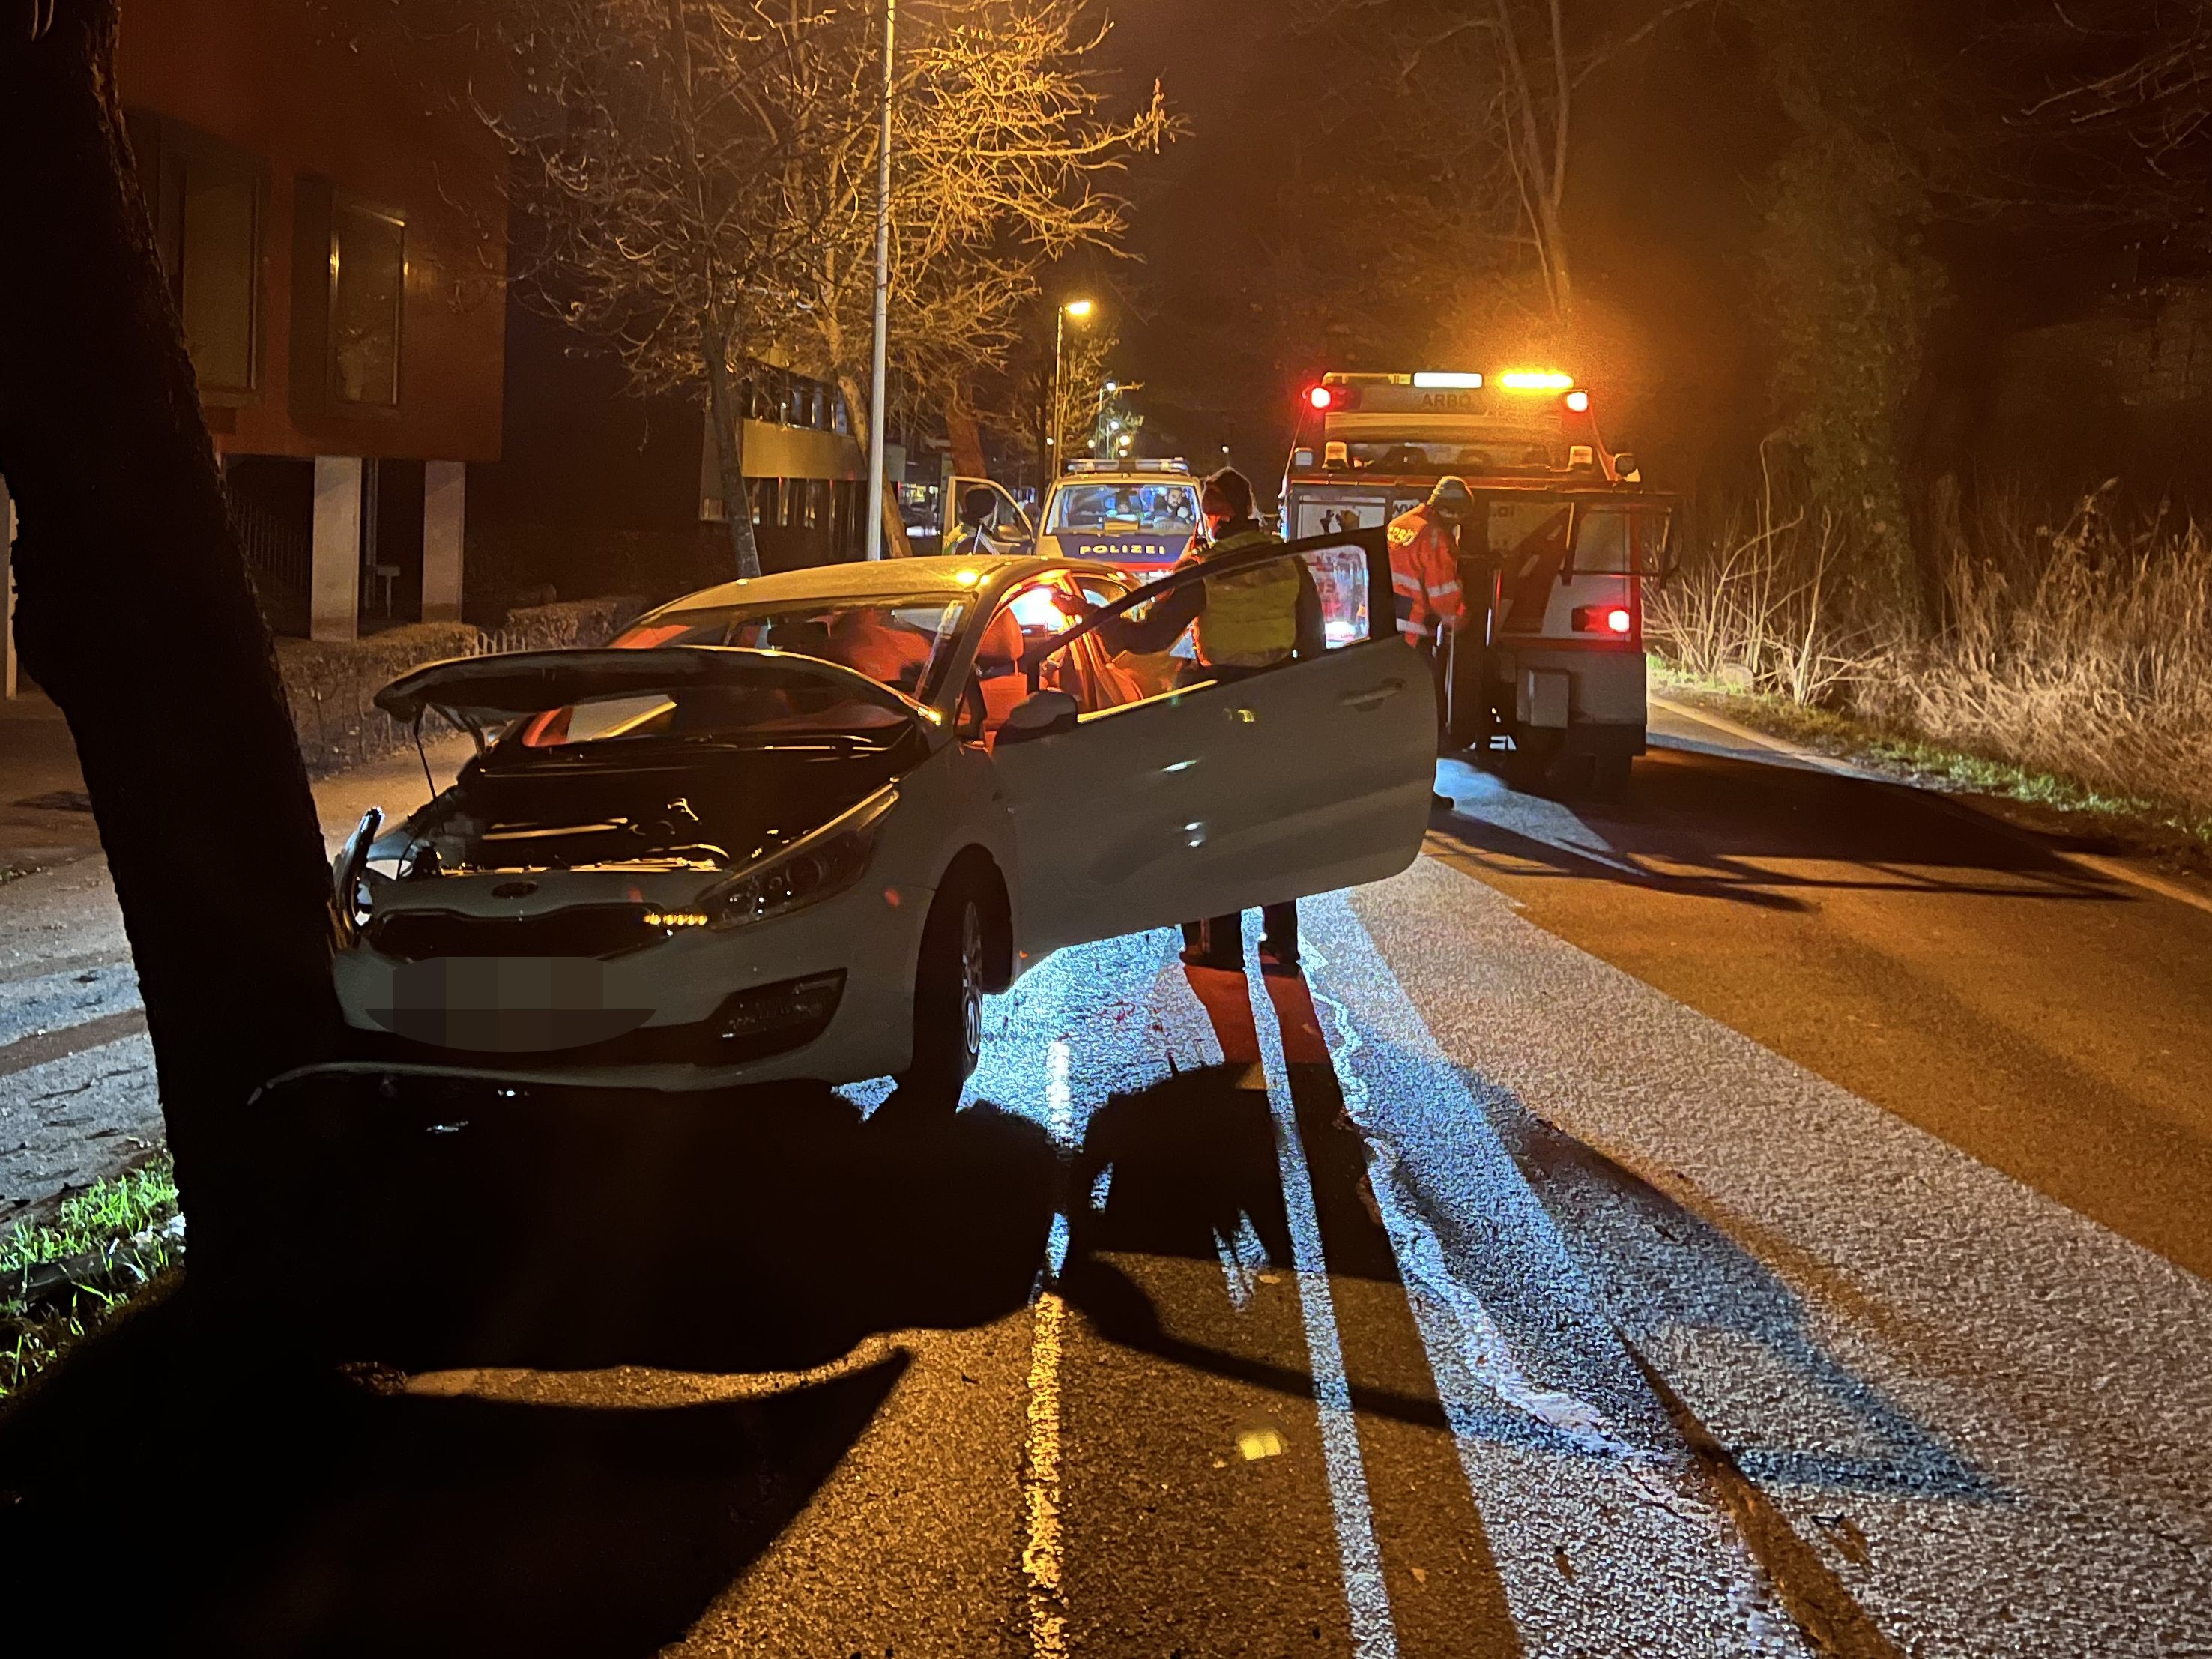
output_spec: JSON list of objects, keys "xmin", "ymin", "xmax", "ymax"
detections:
[
  {"xmin": 1613, "ymin": 452, "xmax": 1641, "ymax": 482},
  {"xmin": 996, "ymin": 689, "xmax": 1079, "ymax": 746}
]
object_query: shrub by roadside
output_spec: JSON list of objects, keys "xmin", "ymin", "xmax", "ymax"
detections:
[
  {"xmin": 1646, "ymin": 486, "xmax": 2212, "ymax": 855},
  {"xmin": 276, "ymin": 596, "xmax": 647, "ymax": 771}
]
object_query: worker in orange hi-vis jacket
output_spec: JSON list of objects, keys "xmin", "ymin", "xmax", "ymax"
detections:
[{"xmin": 1385, "ymin": 475, "xmax": 1473, "ymax": 807}]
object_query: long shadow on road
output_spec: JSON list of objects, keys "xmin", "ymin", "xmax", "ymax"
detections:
[{"xmin": 0, "ymin": 1072, "xmax": 1057, "ymax": 1657}]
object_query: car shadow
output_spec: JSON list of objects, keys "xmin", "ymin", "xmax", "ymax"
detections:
[
  {"xmin": 0, "ymin": 1070, "xmax": 1059, "ymax": 1657},
  {"xmin": 1433, "ymin": 745, "xmax": 2135, "ymax": 911},
  {"xmin": 1056, "ymin": 1056, "xmax": 1458, "ymax": 1437},
  {"xmin": 234, "ymin": 1069, "xmax": 1059, "ymax": 1373}
]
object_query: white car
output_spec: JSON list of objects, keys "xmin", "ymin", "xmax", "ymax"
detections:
[{"xmin": 332, "ymin": 537, "xmax": 1433, "ymax": 1095}]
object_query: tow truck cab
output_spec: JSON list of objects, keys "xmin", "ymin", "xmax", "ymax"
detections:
[{"xmin": 1281, "ymin": 370, "xmax": 1673, "ymax": 791}]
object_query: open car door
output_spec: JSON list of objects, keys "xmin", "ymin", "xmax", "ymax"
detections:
[
  {"xmin": 945, "ymin": 475, "xmax": 1036, "ymax": 555},
  {"xmin": 987, "ymin": 529, "xmax": 1434, "ymax": 956}
]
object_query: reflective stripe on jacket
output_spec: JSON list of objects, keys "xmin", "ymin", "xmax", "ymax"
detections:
[
  {"xmin": 1384, "ymin": 504, "xmax": 1466, "ymax": 641},
  {"xmin": 1193, "ymin": 525, "xmax": 1299, "ymax": 668}
]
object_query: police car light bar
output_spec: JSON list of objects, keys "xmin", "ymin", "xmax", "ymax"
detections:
[
  {"xmin": 1064, "ymin": 456, "xmax": 1192, "ymax": 474},
  {"xmin": 1497, "ymin": 370, "xmax": 1574, "ymax": 391},
  {"xmin": 1412, "ymin": 371, "xmax": 1484, "ymax": 390}
]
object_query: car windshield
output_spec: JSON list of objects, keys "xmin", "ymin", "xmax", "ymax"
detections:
[
  {"xmin": 1341, "ymin": 440, "xmax": 1560, "ymax": 474},
  {"xmin": 612, "ymin": 593, "xmax": 973, "ymax": 701},
  {"xmin": 1047, "ymin": 482, "xmax": 1201, "ymax": 534},
  {"xmin": 498, "ymin": 594, "xmax": 971, "ymax": 753}
]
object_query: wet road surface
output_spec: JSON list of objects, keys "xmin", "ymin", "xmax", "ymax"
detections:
[{"xmin": 1, "ymin": 710, "xmax": 2208, "ymax": 1655}]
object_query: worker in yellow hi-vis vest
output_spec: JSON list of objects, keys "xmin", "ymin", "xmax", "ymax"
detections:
[{"xmin": 1097, "ymin": 467, "xmax": 1323, "ymax": 974}]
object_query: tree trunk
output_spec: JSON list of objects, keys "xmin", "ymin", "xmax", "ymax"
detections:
[
  {"xmin": 0, "ymin": 4, "xmax": 345, "ymax": 1261},
  {"xmin": 946, "ymin": 400, "xmax": 988, "ymax": 480},
  {"xmin": 701, "ymin": 315, "xmax": 763, "ymax": 578},
  {"xmin": 838, "ymin": 371, "xmax": 908, "ymax": 557}
]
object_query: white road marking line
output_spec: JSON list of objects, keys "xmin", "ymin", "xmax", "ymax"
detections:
[
  {"xmin": 1213, "ymin": 1212, "xmax": 1268, "ymax": 1310},
  {"xmin": 1298, "ymin": 892, "xmax": 1814, "ymax": 1658},
  {"xmin": 1023, "ymin": 1036, "xmax": 1077, "ymax": 1658},
  {"xmin": 1242, "ymin": 928, "xmax": 1402, "ymax": 1659},
  {"xmin": 1023, "ymin": 1290, "xmax": 1069, "ymax": 1659},
  {"xmin": 1299, "ymin": 946, "xmax": 1626, "ymax": 1454}
]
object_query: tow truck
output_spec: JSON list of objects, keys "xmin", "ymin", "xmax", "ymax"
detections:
[
  {"xmin": 946, "ymin": 458, "xmax": 1204, "ymax": 581},
  {"xmin": 1281, "ymin": 369, "xmax": 1673, "ymax": 793}
]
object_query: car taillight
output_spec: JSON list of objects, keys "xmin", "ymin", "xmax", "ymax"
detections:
[
  {"xmin": 1304, "ymin": 384, "xmax": 1359, "ymax": 412},
  {"xmin": 1571, "ymin": 605, "xmax": 1635, "ymax": 637}
]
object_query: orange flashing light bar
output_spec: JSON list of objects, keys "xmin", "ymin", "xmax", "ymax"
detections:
[{"xmin": 1496, "ymin": 370, "xmax": 1574, "ymax": 391}]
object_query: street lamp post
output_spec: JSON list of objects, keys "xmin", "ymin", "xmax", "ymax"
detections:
[
  {"xmin": 1050, "ymin": 297, "xmax": 1093, "ymax": 480},
  {"xmin": 863, "ymin": 0, "xmax": 897, "ymax": 560}
]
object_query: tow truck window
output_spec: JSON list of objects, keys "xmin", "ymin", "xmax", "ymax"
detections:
[
  {"xmin": 1343, "ymin": 441, "xmax": 1558, "ymax": 474},
  {"xmin": 611, "ymin": 596, "xmax": 973, "ymax": 701},
  {"xmin": 1571, "ymin": 504, "xmax": 1671, "ymax": 575},
  {"xmin": 1047, "ymin": 483, "xmax": 1201, "ymax": 534}
]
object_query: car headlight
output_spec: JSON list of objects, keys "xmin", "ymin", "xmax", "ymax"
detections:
[{"xmin": 699, "ymin": 785, "xmax": 895, "ymax": 932}]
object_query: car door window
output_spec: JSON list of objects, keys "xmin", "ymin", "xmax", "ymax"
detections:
[
  {"xmin": 1028, "ymin": 533, "xmax": 1392, "ymax": 710},
  {"xmin": 963, "ymin": 581, "xmax": 1115, "ymax": 743},
  {"xmin": 991, "ymin": 531, "xmax": 1432, "ymax": 955}
]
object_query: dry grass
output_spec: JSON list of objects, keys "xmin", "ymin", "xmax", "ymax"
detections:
[
  {"xmin": 1878, "ymin": 488, "xmax": 2212, "ymax": 822},
  {"xmin": 1649, "ymin": 480, "xmax": 2212, "ymax": 831}
]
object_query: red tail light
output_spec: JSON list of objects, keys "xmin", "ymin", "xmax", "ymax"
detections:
[
  {"xmin": 1571, "ymin": 604, "xmax": 1637, "ymax": 638},
  {"xmin": 1304, "ymin": 384, "xmax": 1359, "ymax": 412},
  {"xmin": 1306, "ymin": 385, "xmax": 1333, "ymax": 411}
]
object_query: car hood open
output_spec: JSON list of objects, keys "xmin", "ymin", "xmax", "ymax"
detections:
[{"xmin": 374, "ymin": 645, "xmax": 926, "ymax": 731}]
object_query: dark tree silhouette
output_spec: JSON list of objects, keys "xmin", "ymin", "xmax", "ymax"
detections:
[{"xmin": 0, "ymin": 1, "xmax": 344, "ymax": 1266}]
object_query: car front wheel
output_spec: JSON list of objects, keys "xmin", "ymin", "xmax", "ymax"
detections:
[{"xmin": 907, "ymin": 876, "xmax": 985, "ymax": 1102}]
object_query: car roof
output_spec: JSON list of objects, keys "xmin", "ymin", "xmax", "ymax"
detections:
[
  {"xmin": 650, "ymin": 554, "xmax": 1114, "ymax": 617},
  {"xmin": 1047, "ymin": 471, "xmax": 1201, "ymax": 490}
]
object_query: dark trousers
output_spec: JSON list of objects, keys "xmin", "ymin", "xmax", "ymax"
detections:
[
  {"xmin": 1182, "ymin": 902, "xmax": 1297, "ymax": 964},
  {"xmin": 1415, "ymin": 634, "xmax": 1452, "ymax": 749}
]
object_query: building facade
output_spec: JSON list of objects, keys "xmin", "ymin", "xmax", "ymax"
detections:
[
  {"xmin": 118, "ymin": 1, "xmax": 507, "ymax": 640},
  {"xmin": 698, "ymin": 360, "xmax": 872, "ymax": 570}
]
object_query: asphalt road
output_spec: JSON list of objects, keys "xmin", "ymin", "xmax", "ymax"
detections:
[{"xmin": 1, "ymin": 708, "xmax": 2208, "ymax": 1656}]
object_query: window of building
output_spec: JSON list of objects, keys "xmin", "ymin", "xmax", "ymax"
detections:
[
  {"xmin": 329, "ymin": 196, "xmax": 405, "ymax": 408},
  {"xmin": 127, "ymin": 112, "xmax": 263, "ymax": 401}
]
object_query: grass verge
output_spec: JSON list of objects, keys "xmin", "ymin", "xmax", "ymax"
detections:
[
  {"xmin": 1, "ymin": 1155, "xmax": 182, "ymax": 1403},
  {"xmin": 1650, "ymin": 661, "xmax": 2212, "ymax": 871}
]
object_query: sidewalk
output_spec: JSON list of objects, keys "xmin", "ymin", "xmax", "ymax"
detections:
[{"xmin": 0, "ymin": 697, "xmax": 472, "ymax": 1230}]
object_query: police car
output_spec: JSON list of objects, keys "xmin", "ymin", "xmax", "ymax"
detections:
[{"xmin": 1035, "ymin": 458, "xmax": 1204, "ymax": 578}]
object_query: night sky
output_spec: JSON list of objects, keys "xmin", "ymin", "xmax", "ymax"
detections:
[{"xmin": 1084, "ymin": 0, "xmax": 1785, "ymax": 493}]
